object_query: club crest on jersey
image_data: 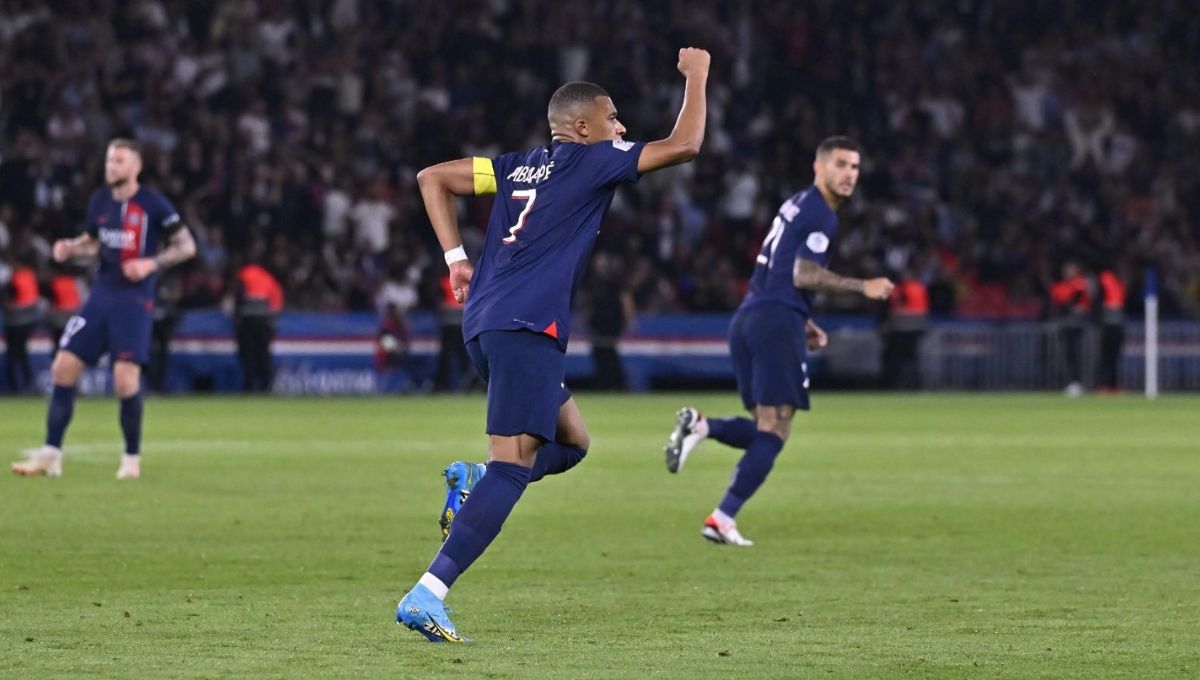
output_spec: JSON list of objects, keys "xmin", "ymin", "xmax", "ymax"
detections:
[{"xmin": 806, "ymin": 232, "xmax": 830, "ymax": 254}]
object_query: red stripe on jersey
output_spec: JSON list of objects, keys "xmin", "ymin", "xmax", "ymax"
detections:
[
  {"xmin": 542, "ymin": 321, "xmax": 558, "ymax": 339},
  {"xmin": 120, "ymin": 201, "xmax": 148, "ymax": 262}
]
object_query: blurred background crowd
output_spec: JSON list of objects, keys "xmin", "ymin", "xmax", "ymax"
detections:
[{"xmin": 2, "ymin": 0, "xmax": 1198, "ymax": 325}]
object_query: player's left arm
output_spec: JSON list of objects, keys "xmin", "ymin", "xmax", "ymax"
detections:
[
  {"xmin": 417, "ymin": 157, "xmax": 493, "ymax": 303},
  {"xmin": 637, "ymin": 47, "xmax": 710, "ymax": 173},
  {"xmin": 122, "ymin": 222, "xmax": 197, "ymax": 282},
  {"xmin": 793, "ymin": 258, "xmax": 894, "ymax": 300}
]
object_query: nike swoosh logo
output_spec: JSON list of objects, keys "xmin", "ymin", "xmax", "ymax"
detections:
[{"xmin": 424, "ymin": 614, "xmax": 465, "ymax": 643}]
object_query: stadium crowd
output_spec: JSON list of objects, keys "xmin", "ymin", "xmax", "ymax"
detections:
[{"xmin": 2, "ymin": 0, "xmax": 1198, "ymax": 323}]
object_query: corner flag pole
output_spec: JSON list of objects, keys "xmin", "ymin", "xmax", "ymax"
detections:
[{"xmin": 1144, "ymin": 268, "xmax": 1158, "ymax": 400}]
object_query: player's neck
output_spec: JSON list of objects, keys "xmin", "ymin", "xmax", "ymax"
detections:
[
  {"xmin": 816, "ymin": 183, "xmax": 843, "ymax": 210},
  {"xmin": 110, "ymin": 180, "xmax": 140, "ymax": 202}
]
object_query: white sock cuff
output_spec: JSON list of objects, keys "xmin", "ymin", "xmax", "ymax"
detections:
[
  {"xmin": 418, "ymin": 572, "xmax": 449, "ymax": 600},
  {"xmin": 712, "ymin": 509, "xmax": 736, "ymax": 526}
]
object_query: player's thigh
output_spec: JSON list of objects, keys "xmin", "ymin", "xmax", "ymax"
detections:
[
  {"xmin": 59, "ymin": 300, "xmax": 110, "ymax": 366},
  {"xmin": 744, "ymin": 308, "xmax": 811, "ymax": 413},
  {"xmin": 728, "ymin": 310, "xmax": 758, "ymax": 411},
  {"xmin": 477, "ymin": 330, "xmax": 565, "ymax": 443},
  {"xmin": 107, "ymin": 294, "xmax": 155, "ymax": 365},
  {"xmin": 465, "ymin": 336, "xmax": 489, "ymax": 382},
  {"xmin": 555, "ymin": 396, "xmax": 589, "ymax": 450}
]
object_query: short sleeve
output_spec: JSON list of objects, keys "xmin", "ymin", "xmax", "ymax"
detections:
[
  {"xmin": 795, "ymin": 215, "xmax": 834, "ymax": 263},
  {"xmin": 587, "ymin": 140, "xmax": 645, "ymax": 189},
  {"xmin": 156, "ymin": 193, "xmax": 184, "ymax": 234}
]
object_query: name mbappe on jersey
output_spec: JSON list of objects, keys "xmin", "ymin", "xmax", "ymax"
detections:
[{"xmin": 463, "ymin": 139, "xmax": 645, "ymax": 348}]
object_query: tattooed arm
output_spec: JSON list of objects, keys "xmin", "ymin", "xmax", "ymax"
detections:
[
  {"xmin": 793, "ymin": 258, "xmax": 894, "ymax": 300},
  {"xmin": 122, "ymin": 226, "xmax": 197, "ymax": 282}
]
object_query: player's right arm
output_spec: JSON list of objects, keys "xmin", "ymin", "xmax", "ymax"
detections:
[
  {"xmin": 417, "ymin": 157, "xmax": 496, "ymax": 303},
  {"xmin": 637, "ymin": 47, "xmax": 710, "ymax": 173},
  {"xmin": 53, "ymin": 234, "xmax": 99, "ymax": 262},
  {"xmin": 793, "ymin": 258, "xmax": 894, "ymax": 300}
]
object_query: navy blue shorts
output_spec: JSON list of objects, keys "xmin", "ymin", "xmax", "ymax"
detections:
[
  {"xmin": 466, "ymin": 329, "xmax": 569, "ymax": 441},
  {"xmin": 59, "ymin": 290, "xmax": 154, "ymax": 366},
  {"xmin": 729, "ymin": 303, "xmax": 811, "ymax": 411}
]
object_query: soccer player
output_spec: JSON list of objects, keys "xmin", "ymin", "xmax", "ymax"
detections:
[
  {"xmin": 396, "ymin": 47, "xmax": 711, "ymax": 643},
  {"xmin": 663, "ymin": 137, "xmax": 894, "ymax": 546},
  {"xmin": 11, "ymin": 139, "xmax": 196, "ymax": 480}
]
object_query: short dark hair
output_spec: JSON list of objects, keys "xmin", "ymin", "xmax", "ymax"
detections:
[
  {"xmin": 548, "ymin": 82, "xmax": 609, "ymax": 118},
  {"xmin": 108, "ymin": 137, "xmax": 143, "ymax": 158},
  {"xmin": 816, "ymin": 136, "xmax": 860, "ymax": 158}
]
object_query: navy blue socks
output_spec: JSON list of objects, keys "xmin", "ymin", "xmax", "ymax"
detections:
[
  {"xmin": 718, "ymin": 431, "xmax": 784, "ymax": 518},
  {"xmin": 706, "ymin": 416, "xmax": 756, "ymax": 449},
  {"xmin": 45, "ymin": 385, "xmax": 76, "ymax": 448},
  {"xmin": 120, "ymin": 394, "xmax": 143, "ymax": 455},
  {"xmin": 429, "ymin": 460, "xmax": 532, "ymax": 588},
  {"xmin": 529, "ymin": 442, "xmax": 587, "ymax": 482}
]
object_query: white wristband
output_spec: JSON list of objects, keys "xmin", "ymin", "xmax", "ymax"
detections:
[{"xmin": 444, "ymin": 246, "xmax": 467, "ymax": 266}]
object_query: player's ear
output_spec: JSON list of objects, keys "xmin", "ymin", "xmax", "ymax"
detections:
[{"xmin": 575, "ymin": 117, "xmax": 590, "ymax": 139}]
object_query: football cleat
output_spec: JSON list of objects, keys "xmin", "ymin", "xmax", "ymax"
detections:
[
  {"xmin": 701, "ymin": 513, "xmax": 754, "ymax": 547},
  {"xmin": 11, "ymin": 446, "xmax": 63, "ymax": 478},
  {"xmin": 116, "ymin": 454, "xmax": 141, "ymax": 480},
  {"xmin": 664, "ymin": 407, "xmax": 706, "ymax": 473},
  {"xmin": 396, "ymin": 584, "xmax": 469, "ymax": 643},
  {"xmin": 439, "ymin": 461, "xmax": 486, "ymax": 541}
]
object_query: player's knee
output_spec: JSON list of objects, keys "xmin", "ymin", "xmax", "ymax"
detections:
[
  {"xmin": 755, "ymin": 414, "xmax": 793, "ymax": 441},
  {"xmin": 112, "ymin": 363, "xmax": 141, "ymax": 398},
  {"xmin": 50, "ymin": 352, "xmax": 84, "ymax": 386}
]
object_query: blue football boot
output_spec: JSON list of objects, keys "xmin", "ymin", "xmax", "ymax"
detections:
[
  {"xmin": 439, "ymin": 461, "xmax": 487, "ymax": 541},
  {"xmin": 396, "ymin": 584, "xmax": 469, "ymax": 643}
]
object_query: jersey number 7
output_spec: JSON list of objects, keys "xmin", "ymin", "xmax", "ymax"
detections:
[{"xmin": 503, "ymin": 189, "xmax": 537, "ymax": 245}]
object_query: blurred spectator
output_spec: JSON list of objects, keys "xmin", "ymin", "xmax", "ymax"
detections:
[
  {"xmin": 1095, "ymin": 264, "xmax": 1128, "ymax": 393},
  {"xmin": 232, "ymin": 256, "xmax": 283, "ymax": 393},
  {"xmin": 0, "ymin": 1, "xmax": 1196, "ymax": 322},
  {"xmin": 44, "ymin": 262, "xmax": 85, "ymax": 358},
  {"xmin": 881, "ymin": 267, "xmax": 929, "ymax": 390},
  {"xmin": 586, "ymin": 252, "xmax": 636, "ymax": 391},
  {"xmin": 147, "ymin": 275, "xmax": 182, "ymax": 393},
  {"xmin": 433, "ymin": 272, "xmax": 469, "ymax": 392},
  {"xmin": 1049, "ymin": 260, "xmax": 1093, "ymax": 397},
  {"xmin": 3, "ymin": 248, "xmax": 41, "ymax": 392},
  {"xmin": 375, "ymin": 301, "xmax": 410, "ymax": 373}
]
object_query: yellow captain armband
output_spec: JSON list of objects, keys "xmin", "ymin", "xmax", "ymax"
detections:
[{"xmin": 472, "ymin": 157, "xmax": 497, "ymax": 195}]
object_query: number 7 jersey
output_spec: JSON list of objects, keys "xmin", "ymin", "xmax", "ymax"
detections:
[
  {"xmin": 463, "ymin": 139, "xmax": 645, "ymax": 348},
  {"xmin": 740, "ymin": 186, "xmax": 839, "ymax": 318}
]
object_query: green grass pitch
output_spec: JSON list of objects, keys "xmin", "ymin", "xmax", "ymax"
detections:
[{"xmin": 2, "ymin": 393, "xmax": 1198, "ymax": 679}]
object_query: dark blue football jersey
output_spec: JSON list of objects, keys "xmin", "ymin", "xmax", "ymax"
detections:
[
  {"xmin": 462, "ymin": 139, "xmax": 644, "ymax": 347},
  {"xmin": 738, "ymin": 186, "xmax": 838, "ymax": 317},
  {"xmin": 85, "ymin": 186, "xmax": 182, "ymax": 294}
]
